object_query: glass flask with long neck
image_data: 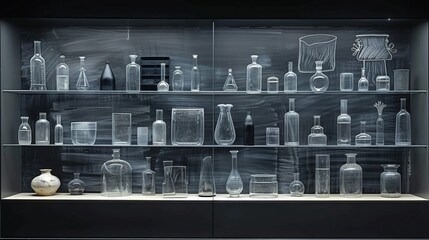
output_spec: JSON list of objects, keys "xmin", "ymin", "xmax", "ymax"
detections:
[
  {"xmin": 308, "ymin": 115, "xmax": 327, "ymax": 145},
  {"xmin": 18, "ymin": 116, "xmax": 32, "ymax": 145},
  {"xmin": 215, "ymin": 104, "xmax": 236, "ymax": 145},
  {"xmin": 54, "ymin": 115, "xmax": 63, "ymax": 145},
  {"xmin": 380, "ymin": 164, "xmax": 401, "ymax": 198},
  {"xmin": 374, "ymin": 101, "xmax": 386, "ymax": 145},
  {"xmin": 284, "ymin": 98, "xmax": 299, "ymax": 146},
  {"xmin": 191, "ymin": 54, "xmax": 200, "ymax": 91},
  {"xmin": 172, "ymin": 66, "xmax": 184, "ymax": 91},
  {"xmin": 355, "ymin": 121, "xmax": 371, "ymax": 146},
  {"xmin": 152, "ymin": 109, "xmax": 166, "ymax": 145},
  {"xmin": 309, "ymin": 61, "xmax": 329, "ymax": 92},
  {"xmin": 340, "ymin": 153, "xmax": 362, "ymax": 197},
  {"xmin": 162, "ymin": 160, "xmax": 175, "ymax": 196},
  {"xmin": 157, "ymin": 63, "xmax": 169, "ymax": 91},
  {"xmin": 395, "ymin": 98, "xmax": 411, "ymax": 145},
  {"xmin": 126, "ymin": 54, "xmax": 141, "ymax": 91},
  {"xmin": 35, "ymin": 112, "xmax": 50, "ymax": 145},
  {"xmin": 226, "ymin": 150, "xmax": 243, "ymax": 197},
  {"xmin": 223, "ymin": 68, "xmax": 238, "ymax": 91},
  {"xmin": 337, "ymin": 99, "xmax": 351, "ymax": 145},
  {"xmin": 76, "ymin": 56, "xmax": 89, "ymax": 90},
  {"xmin": 198, "ymin": 156, "xmax": 216, "ymax": 197},
  {"xmin": 56, "ymin": 55, "xmax": 69, "ymax": 90},
  {"xmin": 142, "ymin": 157, "xmax": 155, "ymax": 195},
  {"xmin": 289, "ymin": 173, "xmax": 305, "ymax": 197},
  {"xmin": 30, "ymin": 41, "xmax": 47, "ymax": 90},
  {"xmin": 358, "ymin": 67, "xmax": 369, "ymax": 91},
  {"xmin": 246, "ymin": 55, "xmax": 262, "ymax": 93},
  {"xmin": 284, "ymin": 61, "xmax": 297, "ymax": 92},
  {"xmin": 101, "ymin": 149, "xmax": 132, "ymax": 197},
  {"xmin": 243, "ymin": 112, "xmax": 254, "ymax": 145}
]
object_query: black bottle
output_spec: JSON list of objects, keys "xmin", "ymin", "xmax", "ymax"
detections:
[
  {"xmin": 100, "ymin": 61, "xmax": 116, "ymax": 90},
  {"xmin": 243, "ymin": 112, "xmax": 254, "ymax": 145}
]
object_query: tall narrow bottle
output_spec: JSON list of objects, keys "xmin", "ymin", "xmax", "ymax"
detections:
[
  {"xmin": 76, "ymin": 56, "xmax": 89, "ymax": 90},
  {"xmin": 126, "ymin": 54, "xmax": 141, "ymax": 91},
  {"xmin": 142, "ymin": 157, "xmax": 155, "ymax": 195},
  {"xmin": 157, "ymin": 63, "xmax": 169, "ymax": 91},
  {"xmin": 309, "ymin": 61, "xmax": 329, "ymax": 92},
  {"xmin": 35, "ymin": 112, "xmax": 50, "ymax": 145},
  {"xmin": 172, "ymin": 66, "xmax": 184, "ymax": 91},
  {"xmin": 284, "ymin": 98, "xmax": 299, "ymax": 145},
  {"xmin": 315, "ymin": 154, "xmax": 330, "ymax": 198},
  {"xmin": 395, "ymin": 98, "xmax": 411, "ymax": 145},
  {"xmin": 358, "ymin": 67, "xmax": 369, "ymax": 91},
  {"xmin": 100, "ymin": 61, "xmax": 116, "ymax": 90},
  {"xmin": 54, "ymin": 115, "xmax": 63, "ymax": 145},
  {"xmin": 308, "ymin": 115, "xmax": 327, "ymax": 145},
  {"xmin": 191, "ymin": 54, "xmax": 200, "ymax": 91},
  {"xmin": 374, "ymin": 101, "xmax": 386, "ymax": 145},
  {"xmin": 243, "ymin": 112, "xmax": 254, "ymax": 145},
  {"xmin": 223, "ymin": 68, "xmax": 238, "ymax": 91},
  {"xmin": 30, "ymin": 41, "xmax": 47, "ymax": 90},
  {"xmin": 198, "ymin": 156, "xmax": 216, "ymax": 197},
  {"xmin": 56, "ymin": 55, "xmax": 69, "ymax": 90},
  {"xmin": 284, "ymin": 61, "xmax": 297, "ymax": 92},
  {"xmin": 152, "ymin": 109, "xmax": 166, "ymax": 145},
  {"xmin": 18, "ymin": 116, "xmax": 32, "ymax": 145},
  {"xmin": 226, "ymin": 150, "xmax": 243, "ymax": 197},
  {"xmin": 246, "ymin": 55, "xmax": 262, "ymax": 93},
  {"xmin": 340, "ymin": 153, "xmax": 362, "ymax": 197},
  {"xmin": 337, "ymin": 99, "xmax": 351, "ymax": 145}
]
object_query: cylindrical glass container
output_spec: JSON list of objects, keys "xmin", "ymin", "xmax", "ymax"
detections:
[
  {"xmin": 394, "ymin": 69, "xmax": 409, "ymax": 91},
  {"xmin": 376, "ymin": 75, "xmax": 390, "ymax": 91},
  {"xmin": 340, "ymin": 73, "xmax": 353, "ymax": 91},
  {"xmin": 315, "ymin": 154, "xmax": 330, "ymax": 197},
  {"xmin": 266, "ymin": 127, "xmax": 280, "ymax": 146}
]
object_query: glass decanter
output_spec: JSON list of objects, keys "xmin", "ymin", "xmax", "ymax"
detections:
[
  {"xmin": 157, "ymin": 63, "xmax": 169, "ymax": 91},
  {"xmin": 243, "ymin": 112, "xmax": 254, "ymax": 145},
  {"xmin": 214, "ymin": 104, "xmax": 236, "ymax": 145},
  {"xmin": 35, "ymin": 112, "xmax": 50, "ymax": 145},
  {"xmin": 337, "ymin": 99, "xmax": 351, "ymax": 145},
  {"xmin": 54, "ymin": 115, "xmax": 63, "ymax": 145},
  {"xmin": 284, "ymin": 61, "xmax": 297, "ymax": 92},
  {"xmin": 309, "ymin": 61, "xmax": 329, "ymax": 92},
  {"xmin": 380, "ymin": 164, "xmax": 401, "ymax": 198},
  {"xmin": 18, "ymin": 116, "xmax": 32, "ymax": 145},
  {"xmin": 162, "ymin": 160, "xmax": 175, "ymax": 196},
  {"xmin": 30, "ymin": 41, "xmax": 47, "ymax": 90},
  {"xmin": 142, "ymin": 157, "xmax": 155, "ymax": 195},
  {"xmin": 76, "ymin": 56, "xmax": 89, "ymax": 90},
  {"xmin": 223, "ymin": 68, "xmax": 238, "ymax": 91},
  {"xmin": 308, "ymin": 115, "xmax": 327, "ymax": 146},
  {"xmin": 289, "ymin": 173, "xmax": 305, "ymax": 197},
  {"xmin": 284, "ymin": 98, "xmax": 299, "ymax": 146},
  {"xmin": 374, "ymin": 101, "xmax": 386, "ymax": 145},
  {"xmin": 246, "ymin": 55, "xmax": 262, "ymax": 93},
  {"xmin": 226, "ymin": 150, "xmax": 243, "ymax": 198},
  {"xmin": 68, "ymin": 173, "xmax": 86, "ymax": 195},
  {"xmin": 172, "ymin": 66, "xmax": 184, "ymax": 91},
  {"xmin": 340, "ymin": 153, "xmax": 362, "ymax": 197},
  {"xmin": 152, "ymin": 109, "xmax": 166, "ymax": 145},
  {"xmin": 101, "ymin": 149, "xmax": 132, "ymax": 197},
  {"xmin": 355, "ymin": 121, "xmax": 371, "ymax": 146},
  {"xmin": 358, "ymin": 67, "xmax": 369, "ymax": 91},
  {"xmin": 126, "ymin": 54, "xmax": 141, "ymax": 91},
  {"xmin": 395, "ymin": 98, "xmax": 411, "ymax": 145},
  {"xmin": 198, "ymin": 156, "xmax": 216, "ymax": 197},
  {"xmin": 191, "ymin": 54, "xmax": 200, "ymax": 91},
  {"xmin": 56, "ymin": 55, "xmax": 69, "ymax": 91}
]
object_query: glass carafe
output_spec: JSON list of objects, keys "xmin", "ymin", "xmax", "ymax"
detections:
[
  {"xmin": 152, "ymin": 109, "xmax": 167, "ymax": 145},
  {"xmin": 54, "ymin": 115, "xmax": 63, "ymax": 145},
  {"xmin": 191, "ymin": 54, "xmax": 200, "ymax": 91},
  {"xmin": 157, "ymin": 63, "xmax": 169, "ymax": 91},
  {"xmin": 289, "ymin": 173, "xmax": 305, "ymax": 197},
  {"xmin": 35, "ymin": 112, "xmax": 50, "ymax": 145},
  {"xmin": 246, "ymin": 55, "xmax": 262, "ymax": 93},
  {"xmin": 380, "ymin": 164, "xmax": 401, "ymax": 198},
  {"xmin": 309, "ymin": 61, "xmax": 329, "ymax": 92},
  {"xmin": 162, "ymin": 160, "xmax": 175, "ymax": 196},
  {"xmin": 142, "ymin": 157, "xmax": 155, "ymax": 195},
  {"xmin": 30, "ymin": 41, "xmax": 47, "ymax": 90},
  {"xmin": 340, "ymin": 153, "xmax": 362, "ymax": 197},
  {"xmin": 284, "ymin": 98, "xmax": 299, "ymax": 146},
  {"xmin": 56, "ymin": 55, "xmax": 69, "ymax": 90},
  {"xmin": 76, "ymin": 56, "xmax": 89, "ymax": 90},
  {"xmin": 358, "ymin": 68, "xmax": 369, "ymax": 91},
  {"xmin": 172, "ymin": 66, "xmax": 184, "ymax": 91},
  {"xmin": 101, "ymin": 149, "xmax": 132, "ymax": 197},
  {"xmin": 126, "ymin": 54, "xmax": 141, "ymax": 91},
  {"xmin": 226, "ymin": 150, "xmax": 243, "ymax": 198},
  {"xmin": 308, "ymin": 115, "xmax": 327, "ymax": 145},
  {"xmin": 337, "ymin": 99, "xmax": 351, "ymax": 145},
  {"xmin": 355, "ymin": 121, "xmax": 371, "ymax": 145},
  {"xmin": 215, "ymin": 104, "xmax": 236, "ymax": 145},
  {"xmin": 68, "ymin": 173, "xmax": 86, "ymax": 195},
  {"xmin": 18, "ymin": 116, "xmax": 32, "ymax": 145},
  {"xmin": 223, "ymin": 68, "xmax": 238, "ymax": 91},
  {"xmin": 395, "ymin": 98, "xmax": 411, "ymax": 145},
  {"xmin": 198, "ymin": 156, "xmax": 216, "ymax": 197},
  {"xmin": 284, "ymin": 61, "xmax": 297, "ymax": 92},
  {"xmin": 243, "ymin": 112, "xmax": 254, "ymax": 145},
  {"xmin": 374, "ymin": 101, "xmax": 386, "ymax": 145},
  {"xmin": 315, "ymin": 154, "xmax": 330, "ymax": 198}
]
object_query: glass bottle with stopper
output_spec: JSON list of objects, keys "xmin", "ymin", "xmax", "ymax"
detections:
[{"xmin": 246, "ymin": 55, "xmax": 262, "ymax": 93}]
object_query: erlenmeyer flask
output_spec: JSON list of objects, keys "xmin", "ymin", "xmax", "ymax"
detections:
[
  {"xmin": 76, "ymin": 56, "xmax": 89, "ymax": 90},
  {"xmin": 198, "ymin": 156, "xmax": 216, "ymax": 197},
  {"xmin": 223, "ymin": 68, "xmax": 238, "ymax": 91},
  {"xmin": 215, "ymin": 104, "xmax": 236, "ymax": 145}
]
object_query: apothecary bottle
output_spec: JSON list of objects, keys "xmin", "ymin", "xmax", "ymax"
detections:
[
  {"xmin": 56, "ymin": 55, "xmax": 69, "ymax": 91},
  {"xmin": 18, "ymin": 116, "xmax": 32, "ymax": 145},
  {"xmin": 358, "ymin": 68, "xmax": 369, "ymax": 91},
  {"xmin": 76, "ymin": 56, "xmax": 89, "ymax": 90},
  {"xmin": 191, "ymin": 54, "xmax": 200, "ymax": 91},
  {"xmin": 284, "ymin": 98, "xmax": 299, "ymax": 146},
  {"xmin": 172, "ymin": 66, "xmax": 184, "ymax": 91},
  {"xmin": 374, "ymin": 101, "xmax": 386, "ymax": 145},
  {"xmin": 308, "ymin": 115, "xmax": 327, "ymax": 145},
  {"xmin": 340, "ymin": 153, "xmax": 362, "ymax": 197},
  {"xmin": 157, "ymin": 63, "xmax": 169, "ymax": 91},
  {"xmin": 355, "ymin": 121, "xmax": 371, "ymax": 146},
  {"xmin": 309, "ymin": 61, "xmax": 329, "ymax": 92},
  {"xmin": 30, "ymin": 41, "xmax": 47, "ymax": 90},
  {"xmin": 246, "ymin": 55, "xmax": 262, "ymax": 93},
  {"xmin": 152, "ymin": 109, "xmax": 167, "ymax": 145},
  {"xmin": 243, "ymin": 112, "xmax": 254, "ymax": 145},
  {"xmin": 215, "ymin": 104, "xmax": 236, "ymax": 145},
  {"xmin": 289, "ymin": 173, "xmax": 305, "ymax": 197},
  {"xmin": 54, "ymin": 115, "xmax": 63, "ymax": 145},
  {"xmin": 395, "ymin": 98, "xmax": 411, "ymax": 145},
  {"xmin": 35, "ymin": 112, "xmax": 50, "ymax": 145},
  {"xmin": 223, "ymin": 68, "xmax": 238, "ymax": 91},
  {"xmin": 284, "ymin": 61, "xmax": 297, "ymax": 92},
  {"xmin": 126, "ymin": 55, "xmax": 141, "ymax": 91},
  {"xmin": 198, "ymin": 156, "xmax": 216, "ymax": 197},
  {"xmin": 101, "ymin": 149, "xmax": 132, "ymax": 197},
  {"xmin": 226, "ymin": 150, "xmax": 243, "ymax": 197},
  {"xmin": 337, "ymin": 99, "xmax": 351, "ymax": 145},
  {"xmin": 68, "ymin": 173, "xmax": 86, "ymax": 195},
  {"xmin": 142, "ymin": 157, "xmax": 155, "ymax": 195},
  {"xmin": 380, "ymin": 164, "xmax": 401, "ymax": 198}
]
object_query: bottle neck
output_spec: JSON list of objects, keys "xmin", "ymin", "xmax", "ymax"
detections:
[
  {"xmin": 39, "ymin": 113, "xmax": 46, "ymax": 120},
  {"xmin": 288, "ymin": 62, "xmax": 293, "ymax": 72},
  {"xmin": 145, "ymin": 157, "xmax": 152, "ymax": 170},
  {"xmin": 130, "ymin": 55, "xmax": 137, "ymax": 63},
  {"xmin": 156, "ymin": 110, "xmax": 163, "ymax": 121},
  {"xmin": 346, "ymin": 155, "xmax": 356, "ymax": 164},
  {"xmin": 251, "ymin": 55, "xmax": 258, "ymax": 63},
  {"xmin": 360, "ymin": 122, "xmax": 366, "ymax": 133},
  {"xmin": 293, "ymin": 173, "xmax": 300, "ymax": 181},
  {"xmin": 60, "ymin": 55, "xmax": 65, "ymax": 64},
  {"xmin": 231, "ymin": 151, "xmax": 238, "ymax": 170},
  {"xmin": 74, "ymin": 173, "xmax": 80, "ymax": 179},
  {"xmin": 361, "ymin": 68, "xmax": 365, "ymax": 78},
  {"xmin": 289, "ymin": 99, "xmax": 295, "ymax": 111},
  {"xmin": 34, "ymin": 41, "xmax": 41, "ymax": 55},
  {"xmin": 400, "ymin": 98, "xmax": 407, "ymax": 111},
  {"xmin": 193, "ymin": 55, "xmax": 198, "ymax": 67},
  {"xmin": 79, "ymin": 57, "xmax": 85, "ymax": 69},
  {"xmin": 56, "ymin": 115, "xmax": 61, "ymax": 125},
  {"xmin": 340, "ymin": 100, "xmax": 347, "ymax": 114},
  {"xmin": 21, "ymin": 117, "xmax": 29, "ymax": 124},
  {"xmin": 112, "ymin": 150, "xmax": 120, "ymax": 160},
  {"xmin": 160, "ymin": 63, "xmax": 166, "ymax": 81},
  {"xmin": 314, "ymin": 116, "xmax": 320, "ymax": 126}
]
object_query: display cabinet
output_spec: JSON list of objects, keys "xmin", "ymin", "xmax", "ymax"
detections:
[{"xmin": 1, "ymin": 18, "xmax": 428, "ymax": 238}]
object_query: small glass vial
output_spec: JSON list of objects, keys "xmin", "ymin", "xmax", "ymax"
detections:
[
  {"xmin": 126, "ymin": 54, "xmax": 141, "ymax": 91},
  {"xmin": 376, "ymin": 75, "xmax": 390, "ymax": 91},
  {"xmin": 266, "ymin": 127, "xmax": 280, "ymax": 146},
  {"xmin": 284, "ymin": 61, "xmax": 297, "ymax": 92},
  {"xmin": 68, "ymin": 173, "xmax": 86, "ymax": 195},
  {"xmin": 309, "ymin": 61, "xmax": 329, "ymax": 92},
  {"xmin": 308, "ymin": 115, "xmax": 327, "ymax": 146},
  {"xmin": 337, "ymin": 99, "xmax": 351, "ymax": 145},
  {"xmin": 315, "ymin": 154, "xmax": 330, "ymax": 198},
  {"xmin": 18, "ymin": 116, "xmax": 32, "ymax": 145},
  {"xmin": 246, "ymin": 55, "xmax": 262, "ymax": 94},
  {"xmin": 54, "ymin": 115, "xmax": 63, "ymax": 145},
  {"xmin": 191, "ymin": 54, "xmax": 200, "ymax": 91},
  {"xmin": 152, "ymin": 109, "xmax": 166, "ymax": 145},
  {"xmin": 289, "ymin": 173, "xmax": 305, "ymax": 197},
  {"xmin": 35, "ymin": 112, "xmax": 50, "ymax": 145},
  {"xmin": 172, "ymin": 66, "xmax": 184, "ymax": 91},
  {"xmin": 355, "ymin": 121, "xmax": 371, "ymax": 146},
  {"xmin": 223, "ymin": 68, "xmax": 238, "ymax": 91},
  {"xmin": 157, "ymin": 63, "xmax": 169, "ymax": 91},
  {"xmin": 340, "ymin": 73, "xmax": 353, "ymax": 91},
  {"xmin": 284, "ymin": 98, "xmax": 299, "ymax": 146},
  {"xmin": 340, "ymin": 153, "xmax": 362, "ymax": 197},
  {"xmin": 380, "ymin": 164, "xmax": 401, "ymax": 198},
  {"xmin": 395, "ymin": 98, "xmax": 411, "ymax": 145},
  {"xmin": 267, "ymin": 76, "xmax": 279, "ymax": 93},
  {"xmin": 56, "ymin": 55, "xmax": 69, "ymax": 91},
  {"xmin": 142, "ymin": 157, "xmax": 155, "ymax": 195},
  {"xmin": 76, "ymin": 56, "xmax": 89, "ymax": 90},
  {"xmin": 358, "ymin": 68, "xmax": 369, "ymax": 91}
]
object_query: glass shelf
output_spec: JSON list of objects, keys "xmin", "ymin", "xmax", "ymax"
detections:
[{"xmin": 3, "ymin": 144, "xmax": 427, "ymax": 148}]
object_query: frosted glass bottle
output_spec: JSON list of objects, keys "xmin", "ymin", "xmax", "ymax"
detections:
[
  {"xmin": 284, "ymin": 61, "xmax": 297, "ymax": 92},
  {"xmin": 126, "ymin": 55, "xmax": 141, "ymax": 91},
  {"xmin": 340, "ymin": 153, "xmax": 362, "ymax": 197},
  {"xmin": 30, "ymin": 41, "xmax": 47, "ymax": 90},
  {"xmin": 289, "ymin": 173, "xmax": 305, "ymax": 197},
  {"xmin": 226, "ymin": 150, "xmax": 243, "ymax": 198},
  {"xmin": 191, "ymin": 54, "xmax": 200, "ymax": 91},
  {"xmin": 308, "ymin": 115, "xmax": 327, "ymax": 146},
  {"xmin": 374, "ymin": 101, "xmax": 386, "ymax": 145},
  {"xmin": 35, "ymin": 112, "xmax": 50, "ymax": 145},
  {"xmin": 284, "ymin": 98, "xmax": 299, "ymax": 146},
  {"xmin": 172, "ymin": 66, "xmax": 184, "ymax": 91},
  {"xmin": 18, "ymin": 116, "xmax": 32, "ymax": 145},
  {"xmin": 246, "ymin": 55, "xmax": 262, "ymax": 93},
  {"xmin": 157, "ymin": 63, "xmax": 169, "ymax": 91},
  {"xmin": 309, "ymin": 61, "xmax": 329, "ymax": 92},
  {"xmin": 358, "ymin": 68, "xmax": 369, "ymax": 91},
  {"xmin": 223, "ymin": 68, "xmax": 238, "ymax": 91},
  {"xmin": 56, "ymin": 55, "xmax": 69, "ymax": 90},
  {"xmin": 152, "ymin": 109, "xmax": 166, "ymax": 145},
  {"xmin": 337, "ymin": 99, "xmax": 351, "ymax": 145},
  {"xmin": 76, "ymin": 56, "xmax": 89, "ymax": 90},
  {"xmin": 355, "ymin": 121, "xmax": 371, "ymax": 145},
  {"xmin": 395, "ymin": 98, "xmax": 411, "ymax": 145},
  {"xmin": 54, "ymin": 115, "xmax": 63, "ymax": 145}
]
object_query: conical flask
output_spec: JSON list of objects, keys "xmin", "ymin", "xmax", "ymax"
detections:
[
  {"xmin": 198, "ymin": 156, "xmax": 216, "ymax": 197},
  {"xmin": 226, "ymin": 150, "xmax": 243, "ymax": 197},
  {"xmin": 223, "ymin": 68, "xmax": 238, "ymax": 91},
  {"xmin": 100, "ymin": 61, "xmax": 116, "ymax": 90},
  {"xmin": 215, "ymin": 104, "xmax": 236, "ymax": 145},
  {"xmin": 76, "ymin": 56, "xmax": 89, "ymax": 90}
]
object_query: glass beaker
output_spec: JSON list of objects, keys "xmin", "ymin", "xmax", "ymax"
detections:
[
  {"xmin": 215, "ymin": 104, "xmax": 236, "ymax": 145},
  {"xmin": 30, "ymin": 41, "xmax": 47, "ymax": 90},
  {"xmin": 226, "ymin": 150, "xmax": 243, "ymax": 198},
  {"xmin": 380, "ymin": 164, "xmax": 401, "ymax": 198},
  {"xmin": 137, "ymin": 127, "xmax": 148, "ymax": 145},
  {"xmin": 340, "ymin": 73, "xmax": 353, "ymax": 91},
  {"xmin": 394, "ymin": 69, "xmax": 409, "ymax": 91},
  {"xmin": 249, "ymin": 174, "xmax": 278, "ymax": 198},
  {"xmin": 266, "ymin": 127, "xmax": 280, "ymax": 146},
  {"xmin": 18, "ymin": 116, "xmax": 32, "ymax": 145},
  {"xmin": 198, "ymin": 156, "xmax": 216, "ymax": 197},
  {"xmin": 315, "ymin": 154, "xmax": 330, "ymax": 197},
  {"xmin": 112, "ymin": 113, "xmax": 132, "ymax": 145}
]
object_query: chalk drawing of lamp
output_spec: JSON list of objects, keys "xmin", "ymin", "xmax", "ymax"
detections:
[{"xmin": 298, "ymin": 34, "xmax": 338, "ymax": 73}]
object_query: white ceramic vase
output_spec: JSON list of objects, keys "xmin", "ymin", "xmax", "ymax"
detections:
[{"xmin": 31, "ymin": 169, "xmax": 61, "ymax": 196}]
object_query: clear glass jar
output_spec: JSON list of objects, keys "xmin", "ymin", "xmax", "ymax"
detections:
[
  {"xmin": 357, "ymin": 68, "xmax": 369, "ymax": 91},
  {"xmin": 284, "ymin": 98, "xmax": 299, "ymax": 146},
  {"xmin": 340, "ymin": 73, "xmax": 353, "ymax": 91},
  {"xmin": 223, "ymin": 68, "xmax": 238, "ymax": 91},
  {"xmin": 376, "ymin": 75, "xmax": 390, "ymax": 91},
  {"xmin": 395, "ymin": 98, "xmax": 411, "ymax": 145},
  {"xmin": 54, "ymin": 115, "xmax": 63, "ymax": 145},
  {"xmin": 18, "ymin": 116, "xmax": 32, "ymax": 145},
  {"xmin": 101, "ymin": 149, "xmax": 132, "ymax": 197},
  {"xmin": 289, "ymin": 173, "xmax": 305, "ymax": 197},
  {"xmin": 157, "ymin": 63, "xmax": 169, "ymax": 91},
  {"xmin": 30, "ymin": 41, "xmax": 47, "ymax": 90},
  {"xmin": 267, "ymin": 76, "xmax": 279, "ymax": 93},
  {"xmin": 172, "ymin": 66, "xmax": 184, "ymax": 91},
  {"xmin": 337, "ymin": 99, "xmax": 351, "ymax": 145},
  {"xmin": 308, "ymin": 115, "xmax": 327, "ymax": 146},
  {"xmin": 56, "ymin": 55, "xmax": 69, "ymax": 91},
  {"xmin": 76, "ymin": 56, "xmax": 89, "ymax": 90},
  {"xmin": 246, "ymin": 55, "xmax": 262, "ymax": 93},
  {"xmin": 249, "ymin": 174, "xmax": 278, "ymax": 198},
  {"xmin": 35, "ymin": 112, "xmax": 50, "ymax": 145},
  {"xmin": 284, "ymin": 61, "xmax": 297, "ymax": 92},
  {"xmin": 215, "ymin": 104, "xmax": 236, "ymax": 145},
  {"xmin": 309, "ymin": 61, "xmax": 329, "ymax": 92},
  {"xmin": 340, "ymin": 153, "xmax": 362, "ymax": 197},
  {"xmin": 355, "ymin": 121, "xmax": 371, "ymax": 146},
  {"xmin": 126, "ymin": 54, "xmax": 141, "ymax": 91},
  {"xmin": 191, "ymin": 54, "xmax": 200, "ymax": 91},
  {"xmin": 152, "ymin": 109, "xmax": 166, "ymax": 145},
  {"xmin": 380, "ymin": 164, "xmax": 401, "ymax": 198},
  {"xmin": 226, "ymin": 150, "xmax": 243, "ymax": 198},
  {"xmin": 68, "ymin": 173, "xmax": 86, "ymax": 195}
]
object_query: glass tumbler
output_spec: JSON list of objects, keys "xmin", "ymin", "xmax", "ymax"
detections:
[
  {"xmin": 137, "ymin": 127, "xmax": 148, "ymax": 145},
  {"xmin": 266, "ymin": 127, "xmax": 280, "ymax": 145},
  {"xmin": 315, "ymin": 154, "xmax": 330, "ymax": 197},
  {"xmin": 340, "ymin": 73, "xmax": 353, "ymax": 91},
  {"xmin": 394, "ymin": 69, "xmax": 409, "ymax": 91},
  {"xmin": 112, "ymin": 113, "xmax": 132, "ymax": 145}
]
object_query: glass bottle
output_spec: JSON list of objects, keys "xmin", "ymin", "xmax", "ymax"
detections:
[
  {"xmin": 162, "ymin": 160, "xmax": 175, "ymax": 196},
  {"xmin": 68, "ymin": 173, "xmax": 86, "ymax": 195},
  {"xmin": 142, "ymin": 157, "xmax": 155, "ymax": 195},
  {"xmin": 284, "ymin": 61, "xmax": 297, "ymax": 92},
  {"xmin": 337, "ymin": 99, "xmax": 351, "ymax": 145},
  {"xmin": 380, "ymin": 164, "xmax": 401, "ymax": 198},
  {"xmin": 198, "ymin": 156, "xmax": 216, "ymax": 197},
  {"xmin": 374, "ymin": 101, "xmax": 386, "ymax": 145},
  {"xmin": 308, "ymin": 115, "xmax": 327, "ymax": 146},
  {"xmin": 157, "ymin": 63, "xmax": 169, "ymax": 91},
  {"xmin": 395, "ymin": 98, "xmax": 411, "ymax": 145},
  {"xmin": 54, "ymin": 115, "xmax": 63, "ymax": 145},
  {"xmin": 358, "ymin": 68, "xmax": 369, "ymax": 91},
  {"xmin": 30, "ymin": 41, "xmax": 47, "ymax": 90},
  {"xmin": 315, "ymin": 154, "xmax": 330, "ymax": 198},
  {"xmin": 355, "ymin": 121, "xmax": 371, "ymax": 146},
  {"xmin": 246, "ymin": 55, "xmax": 262, "ymax": 93},
  {"xmin": 56, "ymin": 55, "xmax": 69, "ymax": 91},
  {"xmin": 152, "ymin": 109, "xmax": 166, "ymax": 145},
  {"xmin": 215, "ymin": 104, "xmax": 236, "ymax": 145},
  {"xmin": 223, "ymin": 68, "xmax": 238, "ymax": 91},
  {"xmin": 340, "ymin": 153, "xmax": 362, "ymax": 197},
  {"xmin": 35, "ymin": 112, "xmax": 50, "ymax": 145},
  {"xmin": 76, "ymin": 56, "xmax": 89, "ymax": 90},
  {"xmin": 226, "ymin": 150, "xmax": 243, "ymax": 198},
  {"xmin": 243, "ymin": 112, "xmax": 254, "ymax": 145},
  {"xmin": 284, "ymin": 98, "xmax": 299, "ymax": 146},
  {"xmin": 289, "ymin": 173, "xmax": 305, "ymax": 197},
  {"xmin": 191, "ymin": 54, "xmax": 200, "ymax": 91},
  {"xmin": 126, "ymin": 54, "xmax": 141, "ymax": 91},
  {"xmin": 309, "ymin": 61, "xmax": 329, "ymax": 92},
  {"xmin": 172, "ymin": 66, "xmax": 184, "ymax": 91},
  {"xmin": 18, "ymin": 116, "xmax": 32, "ymax": 145},
  {"xmin": 101, "ymin": 149, "xmax": 132, "ymax": 197},
  {"xmin": 100, "ymin": 61, "xmax": 116, "ymax": 90}
]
